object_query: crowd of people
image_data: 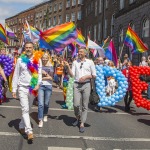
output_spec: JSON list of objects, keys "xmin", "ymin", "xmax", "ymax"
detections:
[{"xmin": 0, "ymin": 42, "xmax": 150, "ymax": 142}]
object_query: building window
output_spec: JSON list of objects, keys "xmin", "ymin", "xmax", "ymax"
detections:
[
  {"xmin": 72, "ymin": 0, "xmax": 76, "ymax": 6},
  {"xmin": 129, "ymin": 0, "xmax": 136, "ymax": 4},
  {"xmin": 78, "ymin": 0, "xmax": 83, "ymax": 4},
  {"xmin": 104, "ymin": 19, "xmax": 107, "ymax": 38},
  {"xmin": 49, "ymin": 18, "xmax": 52, "ymax": 27},
  {"xmin": 111, "ymin": 14, "xmax": 115, "ymax": 36},
  {"xmin": 98, "ymin": 22, "xmax": 101, "ymax": 41},
  {"xmin": 58, "ymin": 15, "xmax": 62, "ymax": 24},
  {"xmin": 66, "ymin": 14, "xmax": 70, "ymax": 22},
  {"xmin": 118, "ymin": 27, "xmax": 124, "ymax": 51},
  {"xmin": 142, "ymin": 19, "xmax": 149, "ymax": 38},
  {"xmin": 95, "ymin": 0, "xmax": 97, "ymax": 16},
  {"xmin": 77, "ymin": 11, "xmax": 82, "ymax": 20},
  {"xmin": 66, "ymin": 0, "xmax": 70, "ymax": 8},
  {"xmin": 120, "ymin": 0, "xmax": 125, "ymax": 10},
  {"xmin": 49, "ymin": 5, "xmax": 52, "ymax": 13},
  {"xmin": 91, "ymin": 1, "xmax": 94, "ymax": 11},
  {"xmin": 106, "ymin": 0, "xmax": 108, "ymax": 9},
  {"xmin": 53, "ymin": 16, "xmax": 56, "ymax": 26},
  {"xmin": 71, "ymin": 12, "xmax": 76, "ymax": 22},
  {"xmin": 99, "ymin": 0, "xmax": 102, "ymax": 13},
  {"xmin": 130, "ymin": 22, "xmax": 135, "ymax": 31},
  {"xmin": 59, "ymin": 3, "xmax": 62, "ymax": 10},
  {"xmin": 54, "ymin": 4, "xmax": 57, "ymax": 12},
  {"xmin": 94, "ymin": 25, "xmax": 97, "ymax": 41}
]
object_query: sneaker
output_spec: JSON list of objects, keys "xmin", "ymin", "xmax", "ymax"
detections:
[
  {"xmin": 43, "ymin": 116, "xmax": 48, "ymax": 122},
  {"xmin": 38, "ymin": 120, "xmax": 43, "ymax": 127},
  {"xmin": 72, "ymin": 119, "xmax": 79, "ymax": 127},
  {"xmin": 28, "ymin": 133, "xmax": 34, "ymax": 141},
  {"xmin": 79, "ymin": 126, "xmax": 85, "ymax": 133}
]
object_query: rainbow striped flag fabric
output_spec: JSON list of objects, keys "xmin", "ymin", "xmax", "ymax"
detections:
[
  {"xmin": 75, "ymin": 29, "xmax": 86, "ymax": 47},
  {"xmin": 39, "ymin": 22, "xmax": 77, "ymax": 51},
  {"xmin": 124, "ymin": 26, "xmax": 148, "ymax": 54},
  {"xmin": 0, "ymin": 24, "xmax": 8, "ymax": 44}
]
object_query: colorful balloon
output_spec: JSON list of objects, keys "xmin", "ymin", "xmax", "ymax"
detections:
[{"xmin": 95, "ymin": 65, "xmax": 128, "ymax": 107}]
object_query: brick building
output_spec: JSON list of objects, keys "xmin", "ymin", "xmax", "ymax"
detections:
[
  {"xmin": 83, "ymin": 0, "xmax": 116, "ymax": 43},
  {"xmin": 5, "ymin": 0, "xmax": 150, "ymax": 65},
  {"xmin": 5, "ymin": 0, "xmax": 83, "ymax": 48},
  {"xmin": 114, "ymin": 0, "xmax": 150, "ymax": 65}
]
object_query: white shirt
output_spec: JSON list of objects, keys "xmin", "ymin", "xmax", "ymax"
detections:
[
  {"xmin": 72, "ymin": 58, "xmax": 96, "ymax": 82},
  {"xmin": 41, "ymin": 65, "xmax": 53, "ymax": 86},
  {"xmin": 12, "ymin": 57, "xmax": 42, "ymax": 93}
]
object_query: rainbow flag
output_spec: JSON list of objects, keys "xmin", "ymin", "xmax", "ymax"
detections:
[
  {"xmin": 39, "ymin": 22, "xmax": 77, "ymax": 52},
  {"xmin": 75, "ymin": 29, "xmax": 86, "ymax": 47},
  {"xmin": 124, "ymin": 26, "xmax": 148, "ymax": 54},
  {"xmin": 0, "ymin": 24, "xmax": 8, "ymax": 44}
]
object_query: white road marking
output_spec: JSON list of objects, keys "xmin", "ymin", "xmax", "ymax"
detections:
[
  {"xmin": 0, "ymin": 131, "xmax": 150, "ymax": 142},
  {"xmin": 48, "ymin": 147, "xmax": 82, "ymax": 150},
  {"xmin": 0, "ymin": 105, "xmax": 131, "ymax": 114}
]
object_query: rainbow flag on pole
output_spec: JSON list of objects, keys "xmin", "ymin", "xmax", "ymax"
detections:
[
  {"xmin": 39, "ymin": 22, "xmax": 77, "ymax": 51},
  {"xmin": 0, "ymin": 24, "xmax": 8, "ymax": 44},
  {"xmin": 75, "ymin": 29, "xmax": 86, "ymax": 47},
  {"xmin": 124, "ymin": 26, "xmax": 148, "ymax": 54}
]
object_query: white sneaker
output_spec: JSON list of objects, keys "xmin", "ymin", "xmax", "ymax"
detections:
[
  {"xmin": 38, "ymin": 120, "xmax": 43, "ymax": 128},
  {"xmin": 43, "ymin": 116, "xmax": 48, "ymax": 122}
]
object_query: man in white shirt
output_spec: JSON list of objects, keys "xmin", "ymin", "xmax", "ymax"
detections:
[
  {"xmin": 12, "ymin": 42, "xmax": 42, "ymax": 142},
  {"xmin": 64, "ymin": 47, "xmax": 96, "ymax": 133}
]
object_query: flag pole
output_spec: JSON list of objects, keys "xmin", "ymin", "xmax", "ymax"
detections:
[{"xmin": 119, "ymin": 42, "xmax": 125, "ymax": 60}]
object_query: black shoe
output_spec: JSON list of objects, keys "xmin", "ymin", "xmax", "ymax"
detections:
[
  {"xmin": 72, "ymin": 119, "xmax": 79, "ymax": 127},
  {"xmin": 79, "ymin": 126, "xmax": 85, "ymax": 133},
  {"xmin": 94, "ymin": 106, "xmax": 100, "ymax": 112}
]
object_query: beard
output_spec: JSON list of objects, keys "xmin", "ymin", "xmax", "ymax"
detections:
[{"xmin": 26, "ymin": 51, "xmax": 32, "ymax": 56}]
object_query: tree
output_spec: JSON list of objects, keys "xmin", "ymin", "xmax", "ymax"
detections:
[{"xmin": 0, "ymin": 41, "xmax": 4, "ymax": 49}]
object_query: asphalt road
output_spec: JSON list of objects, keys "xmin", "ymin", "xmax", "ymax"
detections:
[{"xmin": 0, "ymin": 87, "xmax": 150, "ymax": 150}]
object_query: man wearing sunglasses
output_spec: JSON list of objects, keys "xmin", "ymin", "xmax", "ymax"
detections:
[{"xmin": 64, "ymin": 47, "xmax": 96, "ymax": 133}]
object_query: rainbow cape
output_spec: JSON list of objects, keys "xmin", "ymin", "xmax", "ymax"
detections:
[
  {"xmin": 0, "ymin": 24, "xmax": 8, "ymax": 44},
  {"xmin": 39, "ymin": 22, "xmax": 77, "ymax": 51},
  {"xmin": 75, "ymin": 29, "xmax": 86, "ymax": 47},
  {"xmin": 124, "ymin": 26, "xmax": 148, "ymax": 54}
]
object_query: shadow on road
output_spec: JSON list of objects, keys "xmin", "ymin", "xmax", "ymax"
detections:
[
  {"xmin": 30, "ymin": 112, "xmax": 39, "ymax": 125},
  {"xmin": 138, "ymin": 119, "xmax": 150, "ymax": 126},
  {"xmin": 0, "ymin": 114, "xmax": 6, "ymax": 118},
  {"xmin": 55, "ymin": 100, "xmax": 65, "ymax": 106},
  {"xmin": 8, "ymin": 118, "xmax": 20, "ymax": 132}
]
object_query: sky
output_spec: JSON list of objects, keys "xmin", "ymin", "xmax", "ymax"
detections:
[{"xmin": 0, "ymin": 0, "xmax": 47, "ymax": 26}]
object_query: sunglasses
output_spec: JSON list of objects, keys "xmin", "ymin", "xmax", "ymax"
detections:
[{"xmin": 80, "ymin": 63, "xmax": 83, "ymax": 69}]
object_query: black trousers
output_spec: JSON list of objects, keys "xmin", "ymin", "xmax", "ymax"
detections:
[{"xmin": 124, "ymin": 91, "xmax": 133, "ymax": 108}]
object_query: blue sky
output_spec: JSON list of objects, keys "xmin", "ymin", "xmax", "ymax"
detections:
[{"xmin": 0, "ymin": 0, "xmax": 46, "ymax": 25}]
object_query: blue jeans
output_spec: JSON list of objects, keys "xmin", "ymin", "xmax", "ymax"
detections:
[{"xmin": 38, "ymin": 85, "xmax": 52, "ymax": 120}]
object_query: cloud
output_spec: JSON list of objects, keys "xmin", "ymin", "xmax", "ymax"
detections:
[
  {"xmin": 0, "ymin": 6, "xmax": 15, "ymax": 25},
  {"xmin": 0, "ymin": 0, "xmax": 46, "ymax": 4}
]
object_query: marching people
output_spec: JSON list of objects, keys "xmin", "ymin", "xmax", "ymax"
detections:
[
  {"xmin": 122, "ymin": 62, "xmax": 133, "ymax": 112},
  {"xmin": 64, "ymin": 47, "xmax": 96, "ymax": 133},
  {"xmin": 38, "ymin": 52, "xmax": 53, "ymax": 127},
  {"xmin": 12, "ymin": 42, "xmax": 42, "ymax": 141}
]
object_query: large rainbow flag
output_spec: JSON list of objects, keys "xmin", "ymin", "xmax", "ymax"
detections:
[
  {"xmin": 75, "ymin": 29, "xmax": 86, "ymax": 47},
  {"xmin": 39, "ymin": 22, "xmax": 77, "ymax": 51},
  {"xmin": 0, "ymin": 24, "xmax": 8, "ymax": 44},
  {"xmin": 124, "ymin": 26, "xmax": 148, "ymax": 54}
]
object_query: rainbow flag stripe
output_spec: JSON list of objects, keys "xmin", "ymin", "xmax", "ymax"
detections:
[
  {"xmin": 40, "ymin": 22, "xmax": 77, "ymax": 51},
  {"xmin": 0, "ymin": 24, "xmax": 8, "ymax": 44},
  {"xmin": 30, "ymin": 26, "xmax": 40, "ymax": 36},
  {"xmin": 124, "ymin": 26, "xmax": 148, "ymax": 54},
  {"xmin": 75, "ymin": 29, "xmax": 86, "ymax": 47}
]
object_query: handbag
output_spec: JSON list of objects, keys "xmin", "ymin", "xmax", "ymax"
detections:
[{"xmin": 89, "ymin": 79, "xmax": 100, "ymax": 105}]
